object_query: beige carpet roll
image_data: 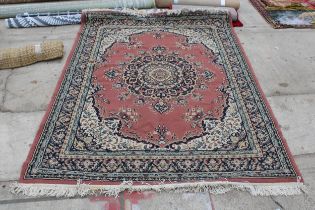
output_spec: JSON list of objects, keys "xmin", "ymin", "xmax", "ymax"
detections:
[
  {"xmin": 0, "ymin": 40, "xmax": 63, "ymax": 70},
  {"xmin": 173, "ymin": 0, "xmax": 240, "ymax": 10}
]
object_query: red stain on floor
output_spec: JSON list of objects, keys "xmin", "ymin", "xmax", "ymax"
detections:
[
  {"xmin": 90, "ymin": 195, "xmax": 121, "ymax": 210},
  {"xmin": 124, "ymin": 191, "xmax": 156, "ymax": 208},
  {"xmin": 89, "ymin": 191, "xmax": 156, "ymax": 210},
  {"xmin": 209, "ymin": 193, "xmax": 216, "ymax": 210}
]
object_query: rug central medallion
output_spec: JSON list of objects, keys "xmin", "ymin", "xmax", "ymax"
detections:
[
  {"xmin": 92, "ymin": 31, "xmax": 227, "ymax": 146},
  {"xmin": 124, "ymin": 55, "xmax": 196, "ymax": 99}
]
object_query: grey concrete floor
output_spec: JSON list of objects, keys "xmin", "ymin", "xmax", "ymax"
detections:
[{"xmin": 0, "ymin": 1, "xmax": 315, "ymax": 210}]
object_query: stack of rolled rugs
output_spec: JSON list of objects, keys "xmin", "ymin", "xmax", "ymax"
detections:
[
  {"xmin": 0, "ymin": 0, "xmax": 160, "ymax": 19},
  {"xmin": 0, "ymin": 0, "xmax": 65, "ymax": 3},
  {"xmin": 0, "ymin": 0, "xmax": 240, "ymax": 69},
  {"xmin": 1, "ymin": 0, "xmax": 241, "ymax": 28},
  {"xmin": 173, "ymin": 0, "xmax": 240, "ymax": 22}
]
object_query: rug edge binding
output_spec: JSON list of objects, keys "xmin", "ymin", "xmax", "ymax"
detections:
[{"xmin": 9, "ymin": 181, "xmax": 306, "ymax": 197}]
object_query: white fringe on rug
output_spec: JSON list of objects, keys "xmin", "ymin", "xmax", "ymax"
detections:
[
  {"xmin": 10, "ymin": 181, "xmax": 306, "ymax": 198},
  {"xmin": 84, "ymin": 7, "xmax": 239, "ymax": 21},
  {"xmin": 83, "ymin": 7, "xmax": 232, "ymax": 17}
]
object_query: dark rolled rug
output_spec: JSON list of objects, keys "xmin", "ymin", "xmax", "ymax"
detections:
[{"xmin": 11, "ymin": 9, "xmax": 304, "ymax": 197}]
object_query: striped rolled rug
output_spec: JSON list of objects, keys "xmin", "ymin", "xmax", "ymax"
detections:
[{"xmin": 5, "ymin": 12, "xmax": 81, "ymax": 28}]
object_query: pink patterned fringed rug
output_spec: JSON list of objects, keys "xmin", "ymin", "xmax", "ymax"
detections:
[{"xmin": 12, "ymin": 9, "xmax": 304, "ymax": 197}]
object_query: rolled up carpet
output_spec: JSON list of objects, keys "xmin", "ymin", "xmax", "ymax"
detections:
[
  {"xmin": 0, "ymin": 40, "xmax": 63, "ymax": 69},
  {"xmin": 5, "ymin": 7, "xmax": 240, "ymax": 28},
  {"xmin": 0, "ymin": 0, "xmax": 160, "ymax": 18},
  {"xmin": 0, "ymin": 0, "xmax": 69, "ymax": 4},
  {"xmin": 5, "ymin": 12, "xmax": 81, "ymax": 28},
  {"xmin": 173, "ymin": 0, "xmax": 240, "ymax": 10},
  {"xmin": 173, "ymin": 5, "xmax": 239, "ymax": 21}
]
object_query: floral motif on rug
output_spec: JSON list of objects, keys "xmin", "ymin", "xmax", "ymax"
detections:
[
  {"xmin": 250, "ymin": 0, "xmax": 315, "ymax": 28},
  {"xmin": 20, "ymin": 10, "xmax": 301, "ymax": 186}
]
